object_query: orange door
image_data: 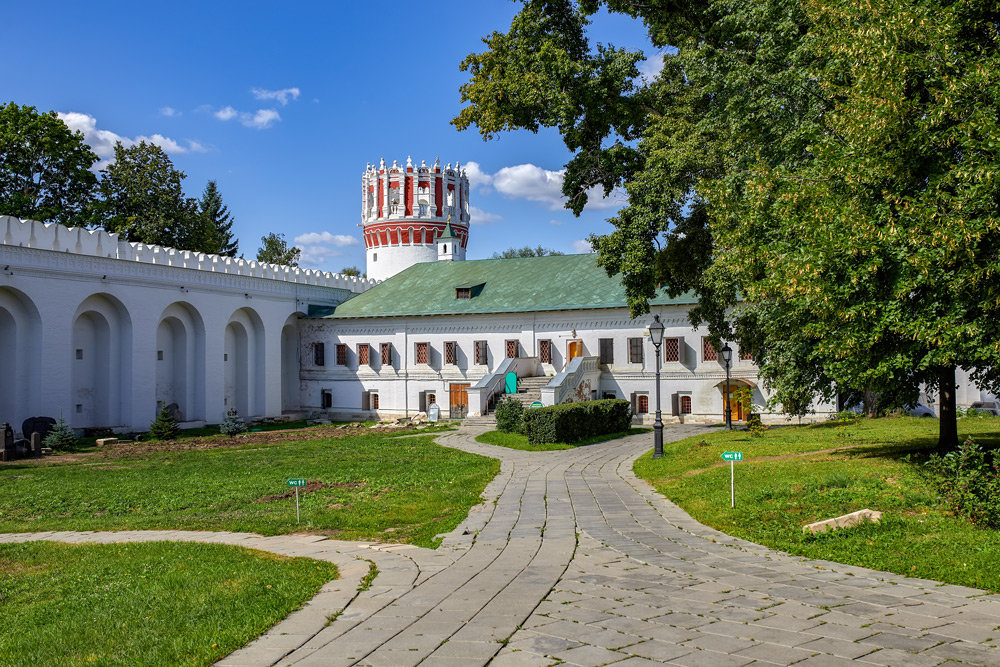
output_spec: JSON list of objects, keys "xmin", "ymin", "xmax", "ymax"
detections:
[
  {"xmin": 568, "ymin": 340, "xmax": 583, "ymax": 361},
  {"xmin": 449, "ymin": 383, "xmax": 470, "ymax": 418},
  {"xmin": 724, "ymin": 390, "xmax": 745, "ymax": 421}
]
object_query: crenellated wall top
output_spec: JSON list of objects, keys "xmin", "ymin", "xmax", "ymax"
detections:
[{"xmin": 0, "ymin": 216, "xmax": 376, "ymax": 293}]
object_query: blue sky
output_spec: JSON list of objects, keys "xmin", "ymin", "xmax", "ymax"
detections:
[{"xmin": 4, "ymin": 1, "xmax": 657, "ymax": 272}]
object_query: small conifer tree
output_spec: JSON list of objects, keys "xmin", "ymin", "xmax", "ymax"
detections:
[
  {"xmin": 149, "ymin": 405, "xmax": 179, "ymax": 440},
  {"xmin": 220, "ymin": 407, "xmax": 247, "ymax": 436},
  {"xmin": 42, "ymin": 417, "xmax": 78, "ymax": 451}
]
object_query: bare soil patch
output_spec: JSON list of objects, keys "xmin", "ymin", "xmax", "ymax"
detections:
[{"xmin": 255, "ymin": 480, "xmax": 365, "ymax": 503}]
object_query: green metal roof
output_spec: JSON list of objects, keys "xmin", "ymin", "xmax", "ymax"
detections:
[
  {"xmin": 318, "ymin": 254, "xmax": 696, "ymax": 319},
  {"xmin": 439, "ymin": 220, "xmax": 459, "ymax": 240}
]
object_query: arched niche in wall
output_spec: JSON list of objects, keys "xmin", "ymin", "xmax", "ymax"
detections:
[
  {"xmin": 155, "ymin": 302, "xmax": 206, "ymax": 422},
  {"xmin": 280, "ymin": 313, "xmax": 300, "ymax": 413},
  {"xmin": 71, "ymin": 293, "xmax": 132, "ymax": 429},
  {"xmin": 224, "ymin": 307, "xmax": 265, "ymax": 419},
  {"xmin": 0, "ymin": 287, "xmax": 42, "ymax": 429}
]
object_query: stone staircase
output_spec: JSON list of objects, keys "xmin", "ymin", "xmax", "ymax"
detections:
[{"xmin": 509, "ymin": 376, "xmax": 550, "ymax": 408}]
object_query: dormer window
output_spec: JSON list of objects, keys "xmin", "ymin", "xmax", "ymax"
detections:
[
  {"xmin": 456, "ymin": 287, "xmax": 471, "ymax": 299},
  {"xmin": 455, "ymin": 281, "xmax": 485, "ymax": 299}
]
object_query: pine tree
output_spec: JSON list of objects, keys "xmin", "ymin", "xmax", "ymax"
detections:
[
  {"xmin": 149, "ymin": 405, "xmax": 179, "ymax": 440},
  {"xmin": 42, "ymin": 417, "xmax": 78, "ymax": 451},
  {"xmin": 200, "ymin": 180, "xmax": 239, "ymax": 256}
]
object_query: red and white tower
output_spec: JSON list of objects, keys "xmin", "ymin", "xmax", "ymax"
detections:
[{"xmin": 362, "ymin": 156, "xmax": 470, "ymax": 281}]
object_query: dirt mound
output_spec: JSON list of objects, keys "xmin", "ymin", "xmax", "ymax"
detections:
[{"xmin": 255, "ymin": 480, "xmax": 365, "ymax": 503}]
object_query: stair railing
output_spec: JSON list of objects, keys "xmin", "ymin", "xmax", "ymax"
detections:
[{"xmin": 540, "ymin": 356, "xmax": 600, "ymax": 406}]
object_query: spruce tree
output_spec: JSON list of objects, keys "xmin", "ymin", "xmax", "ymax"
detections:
[{"xmin": 200, "ymin": 180, "xmax": 239, "ymax": 256}]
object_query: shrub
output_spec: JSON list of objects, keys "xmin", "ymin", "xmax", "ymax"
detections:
[
  {"xmin": 42, "ymin": 417, "xmax": 78, "ymax": 451},
  {"xmin": 148, "ymin": 405, "xmax": 178, "ymax": 440},
  {"xmin": 494, "ymin": 395, "xmax": 525, "ymax": 433},
  {"xmin": 522, "ymin": 399, "xmax": 631, "ymax": 444},
  {"xmin": 219, "ymin": 408, "xmax": 247, "ymax": 436},
  {"xmin": 747, "ymin": 413, "xmax": 768, "ymax": 437},
  {"xmin": 926, "ymin": 437, "xmax": 1000, "ymax": 528}
]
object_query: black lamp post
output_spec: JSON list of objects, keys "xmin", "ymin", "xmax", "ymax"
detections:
[
  {"xmin": 649, "ymin": 314, "xmax": 665, "ymax": 458},
  {"xmin": 721, "ymin": 343, "xmax": 733, "ymax": 430}
]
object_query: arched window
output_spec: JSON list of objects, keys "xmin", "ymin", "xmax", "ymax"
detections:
[{"xmin": 680, "ymin": 395, "xmax": 692, "ymax": 414}]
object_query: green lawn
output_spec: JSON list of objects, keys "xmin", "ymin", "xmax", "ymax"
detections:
[
  {"xmin": 0, "ymin": 431, "xmax": 498, "ymax": 548},
  {"xmin": 0, "ymin": 541, "xmax": 336, "ymax": 666},
  {"xmin": 635, "ymin": 416, "xmax": 1000, "ymax": 591},
  {"xmin": 475, "ymin": 428, "xmax": 651, "ymax": 451}
]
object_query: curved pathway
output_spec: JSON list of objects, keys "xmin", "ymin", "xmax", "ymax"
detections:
[{"xmin": 4, "ymin": 424, "xmax": 1000, "ymax": 666}]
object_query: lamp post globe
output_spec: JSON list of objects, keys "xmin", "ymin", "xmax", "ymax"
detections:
[
  {"xmin": 721, "ymin": 343, "xmax": 733, "ymax": 430},
  {"xmin": 648, "ymin": 315, "xmax": 665, "ymax": 459}
]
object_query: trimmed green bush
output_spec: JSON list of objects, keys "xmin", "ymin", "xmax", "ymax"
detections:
[
  {"xmin": 494, "ymin": 395, "xmax": 525, "ymax": 433},
  {"xmin": 522, "ymin": 399, "xmax": 631, "ymax": 444}
]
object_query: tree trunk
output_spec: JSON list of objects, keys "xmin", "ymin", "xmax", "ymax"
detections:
[{"xmin": 938, "ymin": 365, "xmax": 959, "ymax": 450}]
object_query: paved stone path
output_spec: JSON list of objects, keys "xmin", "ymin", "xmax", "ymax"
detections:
[{"xmin": 4, "ymin": 424, "xmax": 1000, "ymax": 666}]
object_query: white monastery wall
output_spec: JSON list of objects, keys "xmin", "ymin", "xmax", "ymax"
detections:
[{"xmin": 0, "ymin": 216, "xmax": 374, "ymax": 434}]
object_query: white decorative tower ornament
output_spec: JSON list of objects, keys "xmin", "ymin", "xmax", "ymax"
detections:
[{"xmin": 361, "ymin": 157, "xmax": 471, "ymax": 281}]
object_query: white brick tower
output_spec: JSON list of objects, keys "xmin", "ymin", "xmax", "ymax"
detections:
[{"xmin": 361, "ymin": 157, "xmax": 471, "ymax": 281}]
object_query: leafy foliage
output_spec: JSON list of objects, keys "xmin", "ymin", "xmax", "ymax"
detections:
[
  {"xmin": 0, "ymin": 102, "xmax": 98, "ymax": 227},
  {"xmin": 42, "ymin": 417, "xmax": 78, "ymax": 451},
  {"xmin": 927, "ymin": 438, "xmax": 1000, "ymax": 529},
  {"xmin": 199, "ymin": 180, "xmax": 238, "ymax": 256},
  {"xmin": 491, "ymin": 246, "xmax": 565, "ymax": 259},
  {"xmin": 522, "ymin": 399, "xmax": 631, "ymax": 444},
  {"xmin": 494, "ymin": 395, "xmax": 525, "ymax": 433},
  {"xmin": 148, "ymin": 405, "xmax": 178, "ymax": 441},
  {"xmin": 256, "ymin": 232, "xmax": 301, "ymax": 266},
  {"xmin": 339, "ymin": 265, "xmax": 363, "ymax": 277},
  {"xmin": 95, "ymin": 142, "xmax": 214, "ymax": 252},
  {"xmin": 219, "ymin": 408, "xmax": 247, "ymax": 436}
]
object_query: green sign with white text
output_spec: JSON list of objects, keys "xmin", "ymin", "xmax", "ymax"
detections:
[
  {"xmin": 720, "ymin": 451, "xmax": 743, "ymax": 462},
  {"xmin": 287, "ymin": 478, "xmax": 307, "ymax": 487}
]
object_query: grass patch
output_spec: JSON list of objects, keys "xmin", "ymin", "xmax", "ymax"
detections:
[
  {"xmin": 476, "ymin": 428, "xmax": 650, "ymax": 451},
  {"xmin": 0, "ymin": 432, "xmax": 498, "ymax": 548},
  {"xmin": 634, "ymin": 417, "xmax": 1000, "ymax": 591},
  {"xmin": 0, "ymin": 541, "xmax": 336, "ymax": 666}
]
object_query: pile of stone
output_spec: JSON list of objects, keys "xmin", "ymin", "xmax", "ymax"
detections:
[{"xmin": 1, "ymin": 418, "xmax": 55, "ymax": 461}]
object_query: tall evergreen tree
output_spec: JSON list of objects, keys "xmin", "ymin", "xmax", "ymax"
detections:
[{"xmin": 199, "ymin": 180, "xmax": 238, "ymax": 256}]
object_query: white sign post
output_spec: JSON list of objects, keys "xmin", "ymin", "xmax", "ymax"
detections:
[
  {"xmin": 288, "ymin": 478, "xmax": 306, "ymax": 523},
  {"xmin": 720, "ymin": 452, "xmax": 743, "ymax": 508}
]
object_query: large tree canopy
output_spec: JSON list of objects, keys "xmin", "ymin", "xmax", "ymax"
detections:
[
  {"xmin": 455, "ymin": 0, "xmax": 1000, "ymax": 448},
  {"xmin": 256, "ymin": 232, "xmax": 301, "ymax": 267},
  {"xmin": 0, "ymin": 102, "xmax": 98, "ymax": 227},
  {"xmin": 95, "ymin": 142, "xmax": 214, "ymax": 252}
]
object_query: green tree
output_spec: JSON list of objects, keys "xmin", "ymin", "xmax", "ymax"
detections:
[
  {"xmin": 199, "ymin": 180, "xmax": 239, "ymax": 256},
  {"xmin": 256, "ymin": 232, "xmax": 301, "ymax": 266},
  {"xmin": 0, "ymin": 102, "xmax": 98, "ymax": 227},
  {"xmin": 339, "ymin": 265, "xmax": 363, "ymax": 278},
  {"xmin": 491, "ymin": 246, "xmax": 565, "ymax": 259},
  {"xmin": 455, "ymin": 0, "xmax": 1000, "ymax": 449},
  {"xmin": 95, "ymin": 141, "xmax": 213, "ymax": 252}
]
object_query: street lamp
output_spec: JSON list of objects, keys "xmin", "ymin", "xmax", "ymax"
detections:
[
  {"xmin": 720, "ymin": 343, "xmax": 733, "ymax": 430},
  {"xmin": 648, "ymin": 314, "xmax": 665, "ymax": 458}
]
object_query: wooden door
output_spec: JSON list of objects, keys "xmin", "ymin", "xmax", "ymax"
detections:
[
  {"xmin": 724, "ymin": 389, "xmax": 745, "ymax": 421},
  {"xmin": 568, "ymin": 340, "xmax": 583, "ymax": 361},
  {"xmin": 449, "ymin": 383, "xmax": 470, "ymax": 418}
]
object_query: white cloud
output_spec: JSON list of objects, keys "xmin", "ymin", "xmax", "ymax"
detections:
[
  {"xmin": 469, "ymin": 206, "xmax": 502, "ymax": 225},
  {"xmin": 213, "ymin": 105, "xmax": 281, "ymax": 129},
  {"xmin": 159, "ymin": 106, "xmax": 180, "ymax": 117},
  {"xmin": 639, "ymin": 50, "xmax": 667, "ymax": 80},
  {"xmin": 293, "ymin": 231, "xmax": 360, "ymax": 268},
  {"xmin": 549, "ymin": 219, "xmax": 564, "ymax": 226},
  {"xmin": 251, "ymin": 87, "xmax": 301, "ymax": 106},
  {"xmin": 463, "ymin": 160, "xmax": 493, "ymax": 191},
  {"xmin": 493, "ymin": 163, "xmax": 567, "ymax": 209},
  {"xmin": 572, "ymin": 239, "xmax": 595, "ymax": 254},
  {"xmin": 57, "ymin": 112, "xmax": 203, "ymax": 167},
  {"xmin": 214, "ymin": 106, "xmax": 238, "ymax": 121}
]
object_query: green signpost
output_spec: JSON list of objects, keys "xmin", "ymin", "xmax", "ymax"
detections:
[
  {"xmin": 287, "ymin": 478, "xmax": 306, "ymax": 523},
  {"xmin": 720, "ymin": 452, "xmax": 743, "ymax": 508}
]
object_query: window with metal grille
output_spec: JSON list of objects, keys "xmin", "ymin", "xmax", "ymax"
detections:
[
  {"xmin": 456, "ymin": 287, "xmax": 471, "ymax": 299},
  {"xmin": 599, "ymin": 338, "xmax": 614, "ymax": 364},
  {"xmin": 702, "ymin": 337, "xmax": 717, "ymax": 362},
  {"xmin": 371, "ymin": 393, "xmax": 379, "ymax": 409},
  {"xmin": 336, "ymin": 343, "xmax": 347, "ymax": 366},
  {"xmin": 381, "ymin": 342, "xmax": 392, "ymax": 365},
  {"xmin": 628, "ymin": 337, "xmax": 644, "ymax": 364},
  {"xmin": 416, "ymin": 342, "xmax": 429, "ymax": 364},
  {"xmin": 475, "ymin": 340, "xmax": 488, "ymax": 365},
  {"xmin": 445, "ymin": 341, "xmax": 457, "ymax": 365},
  {"xmin": 358, "ymin": 343, "xmax": 370, "ymax": 367},
  {"xmin": 680, "ymin": 395, "xmax": 692, "ymax": 414},
  {"xmin": 663, "ymin": 337, "xmax": 680, "ymax": 362},
  {"xmin": 427, "ymin": 393, "xmax": 436, "ymax": 406},
  {"xmin": 637, "ymin": 395, "xmax": 649, "ymax": 414},
  {"xmin": 505, "ymin": 340, "xmax": 518, "ymax": 359},
  {"xmin": 739, "ymin": 344, "xmax": 754, "ymax": 362},
  {"xmin": 321, "ymin": 390, "xmax": 332, "ymax": 408},
  {"xmin": 539, "ymin": 339, "xmax": 551, "ymax": 364},
  {"xmin": 314, "ymin": 342, "xmax": 325, "ymax": 366}
]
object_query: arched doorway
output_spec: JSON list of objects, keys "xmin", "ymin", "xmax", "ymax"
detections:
[
  {"xmin": 155, "ymin": 302, "xmax": 206, "ymax": 422},
  {"xmin": 717, "ymin": 379, "xmax": 758, "ymax": 422},
  {"xmin": 280, "ymin": 315, "xmax": 299, "ymax": 412},
  {"xmin": 224, "ymin": 307, "xmax": 265, "ymax": 419},
  {"xmin": 71, "ymin": 294, "xmax": 132, "ymax": 429},
  {"xmin": 0, "ymin": 287, "xmax": 42, "ymax": 428}
]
